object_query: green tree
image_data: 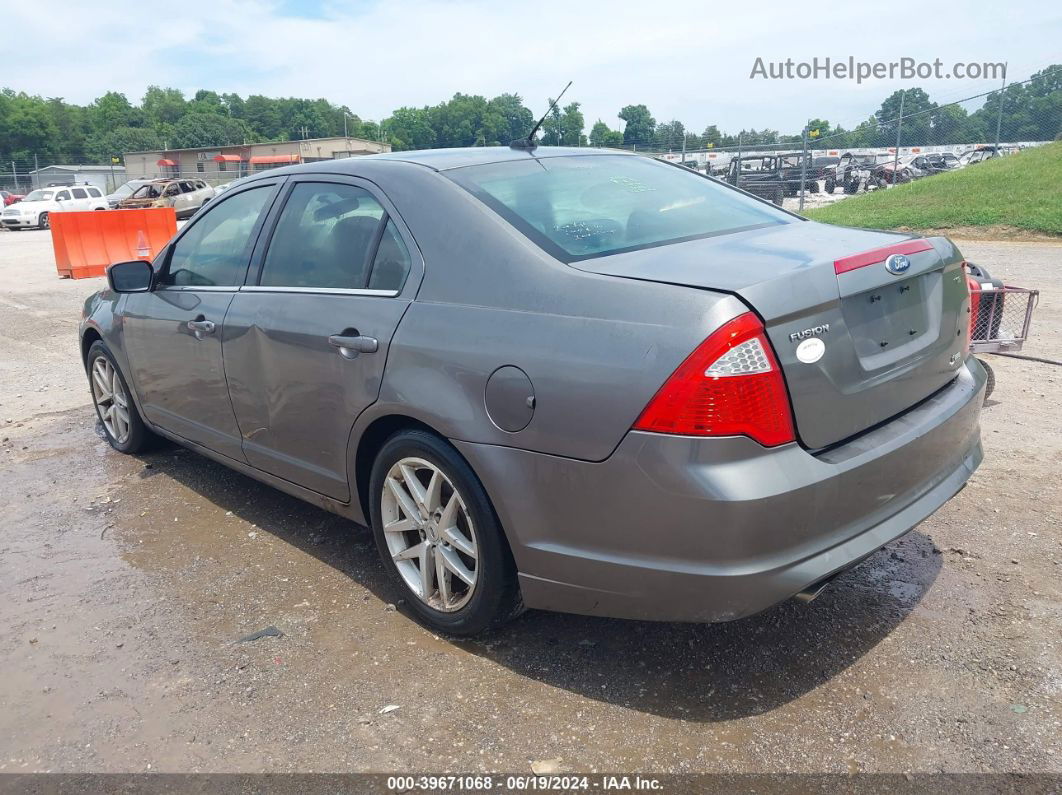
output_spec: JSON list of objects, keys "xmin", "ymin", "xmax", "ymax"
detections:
[
  {"xmin": 618, "ymin": 104, "xmax": 655, "ymax": 146},
  {"xmin": 90, "ymin": 91, "xmax": 143, "ymax": 131},
  {"xmin": 589, "ymin": 120, "xmax": 612, "ymax": 146},
  {"xmin": 142, "ymin": 86, "xmax": 187, "ymax": 128},
  {"xmin": 88, "ymin": 126, "xmax": 163, "ymax": 161},
  {"xmin": 169, "ymin": 112, "xmax": 253, "ymax": 148},
  {"xmin": 700, "ymin": 124, "xmax": 722, "ymax": 148},
  {"xmin": 653, "ymin": 119, "xmax": 685, "ymax": 150}
]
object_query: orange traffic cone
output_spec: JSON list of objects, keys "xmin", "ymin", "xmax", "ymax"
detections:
[{"xmin": 136, "ymin": 230, "xmax": 151, "ymax": 259}]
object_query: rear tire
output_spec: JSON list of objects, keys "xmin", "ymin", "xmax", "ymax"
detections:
[
  {"xmin": 369, "ymin": 429, "xmax": 522, "ymax": 636},
  {"xmin": 86, "ymin": 341, "xmax": 157, "ymax": 454}
]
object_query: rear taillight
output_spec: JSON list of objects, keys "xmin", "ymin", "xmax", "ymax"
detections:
[{"xmin": 633, "ymin": 312, "xmax": 796, "ymax": 447}]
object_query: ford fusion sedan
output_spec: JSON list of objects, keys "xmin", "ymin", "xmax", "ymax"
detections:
[
  {"xmin": 80, "ymin": 147, "xmax": 985, "ymax": 635},
  {"xmin": 2, "ymin": 185, "xmax": 108, "ymax": 229}
]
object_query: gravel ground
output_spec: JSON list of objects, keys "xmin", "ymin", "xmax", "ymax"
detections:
[{"xmin": 0, "ymin": 228, "xmax": 1059, "ymax": 774}]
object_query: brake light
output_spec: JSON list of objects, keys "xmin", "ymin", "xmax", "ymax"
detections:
[{"xmin": 633, "ymin": 313, "xmax": 796, "ymax": 447}]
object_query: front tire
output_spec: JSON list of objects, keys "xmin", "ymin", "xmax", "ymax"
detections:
[
  {"xmin": 87, "ymin": 341, "xmax": 156, "ymax": 453},
  {"xmin": 38, "ymin": 212, "xmax": 49, "ymax": 230},
  {"xmin": 369, "ymin": 430, "xmax": 521, "ymax": 636}
]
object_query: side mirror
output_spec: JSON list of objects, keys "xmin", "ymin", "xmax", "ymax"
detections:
[{"xmin": 107, "ymin": 260, "xmax": 154, "ymax": 293}]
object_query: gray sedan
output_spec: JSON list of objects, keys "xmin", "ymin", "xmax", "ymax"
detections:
[{"xmin": 80, "ymin": 147, "xmax": 986, "ymax": 635}]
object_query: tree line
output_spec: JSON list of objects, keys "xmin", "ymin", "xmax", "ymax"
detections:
[{"xmin": 0, "ymin": 65, "xmax": 1057, "ymax": 165}]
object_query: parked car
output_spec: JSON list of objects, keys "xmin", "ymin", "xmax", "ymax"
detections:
[
  {"xmin": 724, "ymin": 152, "xmax": 816, "ymax": 203},
  {"xmin": 1, "ymin": 189, "xmax": 24, "ymax": 206},
  {"xmin": 960, "ymin": 146, "xmax": 1004, "ymax": 166},
  {"xmin": 870, "ymin": 155, "xmax": 927, "ymax": 186},
  {"xmin": 211, "ymin": 181, "xmax": 235, "ymax": 197},
  {"xmin": 117, "ymin": 178, "xmax": 215, "ymax": 218},
  {"xmin": 82, "ymin": 147, "xmax": 986, "ymax": 636},
  {"xmin": 106, "ymin": 179, "xmax": 155, "ymax": 209},
  {"xmin": 924, "ymin": 153, "xmax": 961, "ymax": 172},
  {"xmin": 1, "ymin": 184, "xmax": 108, "ymax": 229},
  {"xmin": 823, "ymin": 153, "xmax": 892, "ymax": 194},
  {"xmin": 809, "ymin": 156, "xmax": 840, "ymax": 181}
]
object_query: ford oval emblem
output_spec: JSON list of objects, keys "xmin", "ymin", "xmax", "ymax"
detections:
[{"xmin": 885, "ymin": 253, "xmax": 911, "ymax": 275}]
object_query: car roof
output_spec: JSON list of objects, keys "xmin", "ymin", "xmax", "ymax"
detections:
[{"xmin": 367, "ymin": 145, "xmax": 634, "ymax": 171}]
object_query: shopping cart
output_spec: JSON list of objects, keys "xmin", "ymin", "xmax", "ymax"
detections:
[{"xmin": 965, "ymin": 262, "xmax": 1040, "ymax": 400}]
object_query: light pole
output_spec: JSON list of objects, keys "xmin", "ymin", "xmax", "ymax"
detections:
[{"xmin": 343, "ymin": 113, "xmax": 355, "ymax": 139}]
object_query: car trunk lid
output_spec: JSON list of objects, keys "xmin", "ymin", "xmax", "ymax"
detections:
[{"xmin": 571, "ymin": 221, "xmax": 970, "ymax": 449}]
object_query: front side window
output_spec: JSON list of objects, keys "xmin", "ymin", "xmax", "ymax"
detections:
[
  {"xmin": 56, "ymin": 190, "xmax": 71, "ymax": 201},
  {"xmin": 164, "ymin": 186, "xmax": 273, "ymax": 287},
  {"xmin": 259, "ymin": 182, "xmax": 385, "ymax": 289},
  {"xmin": 450, "ymin": 155, "xmax": 790, "ymax": 261}
]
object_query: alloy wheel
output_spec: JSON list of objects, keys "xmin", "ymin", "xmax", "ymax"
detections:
[
  {"xmin": 90, "ymin": 355, "xmax": 131, "ymax": 444},
  {"xmin": 380, "ymin": 457, "xmax": 479, "ymax": 612}
]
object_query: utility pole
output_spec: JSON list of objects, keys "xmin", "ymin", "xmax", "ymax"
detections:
[
  {"xmin": 993, "ymin": 72, "xmax": 1007, "ymax": 151},
  {"xmin": 892, "ymin": 90, "xmax": 905, "ymax": 186},
  {"xmin": 10, "ymin": 161, "xmax": 17, "ymax": 192},
  {"xmin": 33, "ymin": 153, "xmax": 40, "ymax": 189},
  {"xmin": 798, "ymin": 123, "xmax": 810, "ymax": 212}
]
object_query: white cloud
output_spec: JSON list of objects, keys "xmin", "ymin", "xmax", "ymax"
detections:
[{"xmin": 4, "ymin": 0, "xmax": 1058, "ymax": 138}]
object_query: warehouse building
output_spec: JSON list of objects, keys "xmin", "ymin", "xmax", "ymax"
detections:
[
  {"xmin": 123, "ymin": 136, "xmax": 390, "ymax": 182},
  {"xmin": 28, "ymin": 164, "xmax": 127, "ymax": 193}
]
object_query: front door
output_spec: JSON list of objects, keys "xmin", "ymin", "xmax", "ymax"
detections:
[
  {"xmin": 123, "ymin": 181, "xmax": 280, "ymax": 460},
  {"xmin": 224, "ymin": 178, "xmax": 418, "ymax": 500}
]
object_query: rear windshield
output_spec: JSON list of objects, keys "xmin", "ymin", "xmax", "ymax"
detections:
[{"xmin": 448, "ymin": 154, "xmax": 791, "ymax": 261}]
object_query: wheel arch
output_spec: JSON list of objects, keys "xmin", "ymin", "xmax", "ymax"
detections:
[
  {"xmin": 81, "ymin": 326, "xmax": 103, "ymax": 366},
  {"xmin": 353, "ymin": 413, "xmax": 445, "ymax": 524},
  {"xmin": 351, "ymin": 413, "xmax": 517, "ymax": 571}
]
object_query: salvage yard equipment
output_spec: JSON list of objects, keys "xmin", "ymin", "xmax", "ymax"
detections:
[
  {"xmin": 966, "ymin": 261, "xmax": 1040, "ymax": 400},
  {"xmin": 50, "ymin": 207, "xmax": 177, "ymax": 279}
]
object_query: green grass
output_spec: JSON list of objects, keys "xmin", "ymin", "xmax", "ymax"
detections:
[{"xmin": 805, "ymin": 141, "xmax": 1062, "ymax": 236}]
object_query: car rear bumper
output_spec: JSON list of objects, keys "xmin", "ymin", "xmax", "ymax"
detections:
[{"xmin": 456, "ymin": 357, "xmax": 985, "ymax": 623}]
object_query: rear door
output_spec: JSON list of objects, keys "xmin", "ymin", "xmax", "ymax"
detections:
[
  {"xmin": 123, "ymin": 181, "xmax": 281, "ymax": 459},
  {"xmin": 70, "ymin": 187, "xmax": 92, "ymax": 211},
  {"xmin": 223, "ymin": 175, "xmax": 420, "ymax": 500}
]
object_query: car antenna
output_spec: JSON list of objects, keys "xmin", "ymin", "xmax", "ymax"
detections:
[{"xmin": 510, "ymin": 81, "xmax": 573, "ymax": 150}]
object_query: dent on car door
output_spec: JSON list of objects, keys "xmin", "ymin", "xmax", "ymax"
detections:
[
  {"xmin": 121, "ymin": 183, "xmax": 280, "ymax": 459},
  {"xmin": 224, "ymin": 178, "xmax": 418, "ymax": 500}
]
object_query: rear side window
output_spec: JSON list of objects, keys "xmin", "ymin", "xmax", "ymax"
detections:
[
  {"xmin": 87, "ymin": 187, "xmax": 102, "ymax": 197},
  {"xmin": 449, "ymin": 155, "xmax": 790, "ymax": 261},
  {"xmin": 367, "ymin": 220, "xmax": 411, "ymax": 291},
  {"xmin": 259, "ymin": 182, "xmax": 386, "ymax": 289},
  {"xmin": 72, "ymin": 188, "xmax": 88, "ymax": 199}
]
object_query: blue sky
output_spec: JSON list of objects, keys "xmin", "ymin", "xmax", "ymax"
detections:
[{"xmin": 5, "ymin": 0, "xmax": 1060, "ymax": 137}]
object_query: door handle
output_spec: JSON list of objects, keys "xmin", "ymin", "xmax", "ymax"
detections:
[
  {"xmin": 328, "ymin": 333, "xmax": 378, "ymax": 359},
  {"xmin": 187, "ymin": 318, "xmax": 216, "ymax": 339}
]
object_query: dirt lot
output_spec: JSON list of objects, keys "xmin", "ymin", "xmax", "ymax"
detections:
[{"xmin": 0, "ymin": 227, "xmax": 1059, "ymax": 775}]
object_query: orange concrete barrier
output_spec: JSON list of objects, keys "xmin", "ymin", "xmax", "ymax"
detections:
[{"xmin": 50, "ymin": 208, "xmax": 178, "ymax": 279}]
